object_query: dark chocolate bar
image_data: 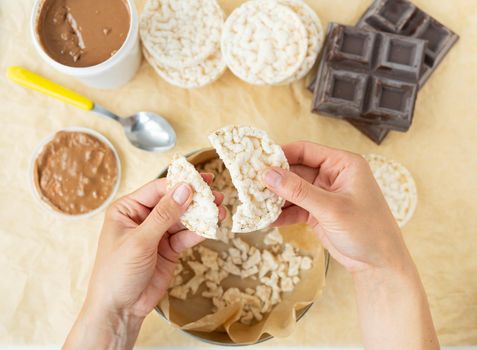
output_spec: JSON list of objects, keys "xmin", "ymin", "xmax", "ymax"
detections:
[
  {"xmin": 312, "ymin": 23, "xmax": 426, "ymax": 132},
  {"xmin": 357, "ymin": 0, "xmax": 459, "ymax": 87},
  {"xmin": 307, "ymin": 76, "xmax": 317, "ymax": 93},
  {"xmin": 309, "ymin": 72, "xmax": 389, "ymax": 144},
  {"xmin": 348, "ymin": 120, "xmax": 389, "ymax": 144}
]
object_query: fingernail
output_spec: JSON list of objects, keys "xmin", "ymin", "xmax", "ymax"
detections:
[
  {"xmin": 173, "ymin": 184, "xmax": 191, "ymax": 205},
  {"xmin": 262, "ymin": 169, "xmax": 282, "ymax": 187}
]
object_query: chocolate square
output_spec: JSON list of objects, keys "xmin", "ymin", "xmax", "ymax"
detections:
[
  {"xmin": 365, "ymin": 77, "xmax": 416, "ymax": 131},
  {"xmin": 311, "ymin": 23, "xmax": 424, "ymax": 132},
  {"xmin": 330, "ymin": 28, "xmax": 376, "ymax": 67},
  {"xmin": 366, "ymin": 0, "xmax": 416, "ymax": 32},
  {"xmin": 357, "ymin": 0, "xmax": 459, "ymax": 87},
  {"xmin": 309, "ymin": 72, "xmax": 391, "ymax": 144},
  {"xmin": 376, "ymin": 35, "xmax": 425, "ymax": 81},
  {"xmin": 414, "ymin": 17, "xmax": 457, "ymax": 88},
  {"xmin": 313, "ymin": 69, "xmax": 368, "ymax": 118}
]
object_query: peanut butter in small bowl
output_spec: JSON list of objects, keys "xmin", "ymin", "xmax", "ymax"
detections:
[{"xmin": 31, "ymin": 128, "xmax": 120, "ymax": 218}]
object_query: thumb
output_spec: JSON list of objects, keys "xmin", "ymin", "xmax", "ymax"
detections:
[
  {"xmin": 139, "ymin": 183, "xmax": 193, "ymax": 244},
  {"xmin": 262, "ymin": 167, "xmax": 331, "ymax": 215}
]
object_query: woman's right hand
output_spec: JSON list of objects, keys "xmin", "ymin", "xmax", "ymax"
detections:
[
  {"xmin": 262, "ymin": 141, "xmax": 439, "ymax": 350},
  {"xmin": 262, "ymin": 141, "xmax": 410, "ymax": 273}
]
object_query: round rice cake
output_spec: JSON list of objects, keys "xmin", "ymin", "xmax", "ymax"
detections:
[
  {"xmin": 278, "ymin": 0, "xmax": 324, "ymax": 84},
  {"xmin": 143, "ymin": 46, "xmax": 226, "ymax": 89},
  {"xmin": 167, "ymin": 154, "xmax": 219, "ymax": 239},
  {"xmin": 221, "ymin": 0, "xmax": 308, "ymax": 85},
  {"xmin": 140, "ymin": 0, "xmax": 224, "ymax": 69},
  {"xmin": 209, "ymin": 126, "xmax": 289, "ymax": 233},
  {"xmin": 364, "ymin": 154, "xmax": 418, "ymax": 228}
]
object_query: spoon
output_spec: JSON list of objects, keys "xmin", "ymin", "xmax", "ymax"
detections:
[{"xmin": 6, "ymin": 66, "xmax": 176, "ymax": 152}]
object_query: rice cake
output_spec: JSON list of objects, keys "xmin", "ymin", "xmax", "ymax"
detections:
[
  {"xmin": 140, "ymin": 0, "xmax": 224, "ymax": 68},
  {"xmin": 365, "ymin": 154, "xmax": 418, "ymax": 228},
  {"xmin": 278, "ymin": 0, "xmax": 324, "ymax": 84},
  {"xmin": 221, "ymin": 0, "xmax": 307, "ymax": 85},
  {"xmin": 209, "ymin": 126, "xmax": 289, "ymax": 233},
  {"xmin": 167, "ymin": 154, "xmax": 219, "ymax": 239},
  {"xmin": 143, "ymin": 46, "xmax": 226, "ymax": 89}
]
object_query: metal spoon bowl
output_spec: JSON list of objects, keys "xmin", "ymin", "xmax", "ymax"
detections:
[
  {"xmin": 7, "ymin": 66, "xmax": 176, "ymax": 152},
  {"xmin": 93, "ymin": 105, "xmax": 176, "ymax": 152},
  {"xmin": 124, "ymin": 111, "xmax": 176, "ymax": 152}
]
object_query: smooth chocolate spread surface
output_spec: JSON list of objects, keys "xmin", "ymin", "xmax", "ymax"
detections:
[
  {"xmin": 34, "ymin": 131, "xmax": 118, "ymax": 215},
  {"xmin": 37, "ymin": 0, "xmax": 130, "ymax": 67}
]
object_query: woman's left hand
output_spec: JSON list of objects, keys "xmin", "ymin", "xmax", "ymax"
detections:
[{"xmin": 63, "ymin": 176, "xmax": 225, "ymax": 350}]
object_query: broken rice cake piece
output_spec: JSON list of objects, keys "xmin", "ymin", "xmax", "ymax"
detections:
[
  {"xmin": 169, "ymin": 229, "xmax": 313, "ymax": 326},
  {"xmin": 209, "ymin": 126, "xmax": 289, "ymax": 233},
  {"xmin": 167, "ymin": 154, "xmax": 219, "ymax": 239}
]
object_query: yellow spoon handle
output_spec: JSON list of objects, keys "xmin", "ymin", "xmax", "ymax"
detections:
[{"xmin": 6, "ymin": 66, "xmax": 94, "ymax": 111}]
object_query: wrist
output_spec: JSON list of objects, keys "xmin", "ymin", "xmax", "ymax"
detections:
[
  {"xmin": 91, "ymin": 303, "xmax": 143, "ymax": 333},
  {"xmin": 351, "ymin": 251, "xmax": 438, "ymax": 350},
  {"xmin": 351, "ymin": 253, "xmax": 420, "ymax": 297},
  {"xmin": 63, "ymin": 300, "xmax": 144, "ymax": 350},
  {"xmin": 352, "ymin": 225, "xmax": 414, "ymax": 278}
]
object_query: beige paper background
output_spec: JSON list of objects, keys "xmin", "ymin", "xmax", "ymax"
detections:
[{"xmin": 0, "ymin": 0, "xmax": 476, "ymax": 346}]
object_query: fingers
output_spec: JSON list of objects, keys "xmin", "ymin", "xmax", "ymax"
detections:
[
  {"xmin": 167, "ymin": 222, "xmax": 188, "ymax": 234},
  {"xmin": 284, "ymin": 142, "xmax": 364, "ymax": 191},
  {"xmin": 120, "ymin": 178, "xmax": 168, "ymax": 209},
  {"xmin": 170, "ymin": 210, "xmax": 226, "ymax": 234},
  {"xmin": 213, "ymin": 191, "xmax": 224, "ymax": 205},
  {"xmin": 168, "ymin": 207, "xmax": 226, "ymax": 235},
  {"xmin": 290, "ymin": 164, "xmax": 339, "ymax": 191},
  {"xmin": 218, "ymin": 206, "xmax": 227, "ymax": 221},
  {"xmin": 283, "ymin": 141, "xmax": 359, "ymax": 169},
  {"xmin": 272, "ymin": 205, "xmax": 310, "ymax": 227},
  {"xmin": 139, "ymin": 183, "xmax": 194, "ymax": 244},
  {"xmin": 106, "ymin": 197, "xmax": 152, "ymax": 228},
  {"xmin": 201, "ymin": 173, "xmax": 214, "ymax": 185},
  {"xmin": 156, "ymin": 229, "xmax": 205, "ymax": 263},
  {"xmin": 106, "ymin": 179, "xmax": 167, "ymax": 227},
  {"xmin": 262, "ymin": 167, "xmax": 331, "ymax": 215},
  {"xmin": 115, "ymin": 172, "xmax": 213, "ymax": 210},
  {"xmin": 170, "ymin": 230, "xmax": 205, "ymax": 254},
  {"xmin": 282, "ymin": 141, "xmax": 340, "ymax": 167},
  {"xmin": 290, "ymin": 164, "xmax": 318, "ymax": 184}
]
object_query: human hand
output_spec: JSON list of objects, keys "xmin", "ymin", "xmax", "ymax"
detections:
[
  {"xmin": 262, "ymin": 141, "xmax": 409, "ymax": 273},
  {"xmin": 262, "ymin": 143, "xmax": 439, "ymax": 350},
  {"xmin": 63, "ymin": 176, "xmax": 225, "ymax": 350}
]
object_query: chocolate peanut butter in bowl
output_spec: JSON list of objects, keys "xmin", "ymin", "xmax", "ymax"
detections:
[
  {"xmin": 37, "ymin": 0, "xmax": 130, "ymax": 67},
  {"xmin": 32, "ymin": 129, "xmax": 120, "ymax": 217}
]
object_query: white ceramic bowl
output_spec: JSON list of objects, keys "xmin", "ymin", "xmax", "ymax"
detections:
[
  {"xmin": 30, "ymin": 127, "xmax": 121, "ymax": 220},
  {"xmin": 30, "ymin": 0, "xmax": 141, "ymax": 89}
]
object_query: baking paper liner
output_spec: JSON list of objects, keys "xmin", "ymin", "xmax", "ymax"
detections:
[{"xmin": 157, "ymin": 149, "xmax": 326, "ymax": 345}]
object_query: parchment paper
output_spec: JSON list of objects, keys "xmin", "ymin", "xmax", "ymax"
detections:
[
  {"xmin": 0, "ymin": 0, "xmax": 477, "ymax": 346},
  {"xmin": 159, "ymin": 225, "xmax": 325, "ymax": 345},
  {"xmin": 155, "ymin": 150, "xmax": 326, "ymax": 345}
]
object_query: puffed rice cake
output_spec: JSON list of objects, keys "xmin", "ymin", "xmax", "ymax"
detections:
[
  {"xmin": 221, "ymin": 0, "xmax": 308, "ymax": 85},
  {"xmin": 209, "ymin": 126, "xmax": 289, "ymax": 233},
  {"xmin": 140, "ymin": 0, "xmax": 224, "ymax": 69},
  {"xmin": 277, "ymin": 0, "xmax": 324, "ymax": 84},
  {"xmin": 167, "ymin": 154, "xmax": 219, "ymax": 239},
  {"xmin": 364, "ymin": 154, "xmax": 418, "ymax": 228},
  {"xmin": 143, "ymin": 46, "xmax": 226, "ymax": 89}
]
